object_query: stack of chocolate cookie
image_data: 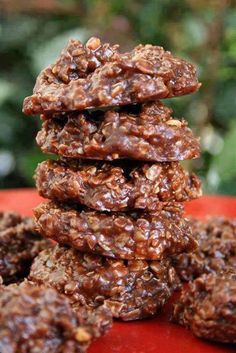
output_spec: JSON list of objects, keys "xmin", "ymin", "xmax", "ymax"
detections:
[{"xmin": 23, "ymin": 37, "xmax": 202, "ymax": 321}]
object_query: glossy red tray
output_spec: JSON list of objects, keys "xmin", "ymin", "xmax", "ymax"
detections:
[{"xmin": 1, "ymin": 189, "xmax": 236, "ymax": 353}]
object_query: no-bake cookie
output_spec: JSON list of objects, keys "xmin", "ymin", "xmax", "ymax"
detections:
[
  {"xmin": 23, "ymin": 37, "xmax": 200, "ymax": 115},
  {"xmin": 172, "ymin": 271, "xmax": 236, "ymax": 343},
  {"xmin": 29, "ymin": 244, "xmax": 180, "ymax": 320},
  {"xmin": 0, "ymin": 211, "xmax": 50, "ymax": 284},
  {"xmin": 173, "ymin": 217, "xmax": 236, "ymax": 281},
  {"xmin": 35, "ymin": 159, "xmax": 201, "ymax": 211},
  {"xmin": 34, "ymin": 201, "xmax": 196, "ymax": 260},
  {"xmin": 36, "ymin": 102, "xmax": 200, "ymax": 162},
  {"xmin": 0, "ymin": 281, "xmax": 112, "ymax": 353}
]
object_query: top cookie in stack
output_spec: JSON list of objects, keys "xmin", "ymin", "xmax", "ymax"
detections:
[
  {"xmin": 23, "ymin": 37, "xmax": 202, "ymax": 321},
  {"xmin": 23, "ymin": 37, "xmax": 200, "ymax": 115}
]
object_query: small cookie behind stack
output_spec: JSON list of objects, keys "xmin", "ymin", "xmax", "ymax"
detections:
[{"xmin": 0, "ymin": 211, "xmax": 50, "ymax": 284}]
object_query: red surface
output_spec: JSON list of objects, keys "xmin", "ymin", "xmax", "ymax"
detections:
[{"xmin": 0, "ymin": 189, "xmax": 236, "ymax": 353}]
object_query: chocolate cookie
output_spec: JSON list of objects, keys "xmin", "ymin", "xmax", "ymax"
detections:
[
  {"xmin": 36, "ymin": 102, "xmax": 200, "ymax": 162},
  {"xmin": 173, "ymin": 217, "xmax": 236, "ymax": 281},
  {"xmin": 0, "ymin": 281, "xmax": 112, "ymax": 353},
  {"xmin": 35, "ymin": 159, "xmax": 201, "ymax": 211},
  {"xmin": 23, "ymin": 37, "xmax": 200, "ymax": 115},
  {"xmin": 34, "ymin": 201, "xmax": 196, "ymax": 260},
  {"xmin": 29, "ymin": 244, "xmax": 180, "ymax": 320},
  {"xmin": 0, "ymin": 211, "xmax": 50, "ymax": 284},
  {"xmin": 172, "ymin": 271, "xmax": 236, "ymax": 343}
]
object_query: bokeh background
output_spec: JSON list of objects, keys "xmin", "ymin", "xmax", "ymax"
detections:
[{"xmin": 0, "ymin": 0, "xmax": 235, "ymax": 194}]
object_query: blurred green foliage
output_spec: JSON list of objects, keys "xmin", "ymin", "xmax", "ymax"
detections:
[{"xmin": 0, "ymin": 0, "xmax": 235, "ymax": 194}]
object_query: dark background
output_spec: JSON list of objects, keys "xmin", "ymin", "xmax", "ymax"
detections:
[{"xmin": 0, "ymin": 0, "xmax": 235, "ymax": 195}]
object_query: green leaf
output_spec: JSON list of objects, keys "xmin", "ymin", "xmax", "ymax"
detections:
[
  {"xmin": 182, "ymin": 16, "xmax": 207, "ymax": 49},
  {"xmin": 0, "ymin": 16, "xmax": 38, "ymax": 50},
  {"xmin": 214, "ymin": 82, "xmax": 236, "ymax": 123},
  {"xmin": 211, "ymin": 123, "xmax": 236, "ymax": 183},
  {"xmin": 0, "ymin": 80, "xmax": 15, "ymax": 105}
]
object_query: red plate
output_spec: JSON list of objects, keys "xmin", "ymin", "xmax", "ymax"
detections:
[{"xmin": 0, "ymin": 189, "xmax": 236, "ymax": 353}]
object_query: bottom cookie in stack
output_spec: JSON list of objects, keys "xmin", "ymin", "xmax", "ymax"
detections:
[
  {"xmin": 30, "ymin": 200, "xmax": 197, "ymax": 320},
  {"xmin": 29, "ymin": 244, "xmax": 180, "ymax": 321}
]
